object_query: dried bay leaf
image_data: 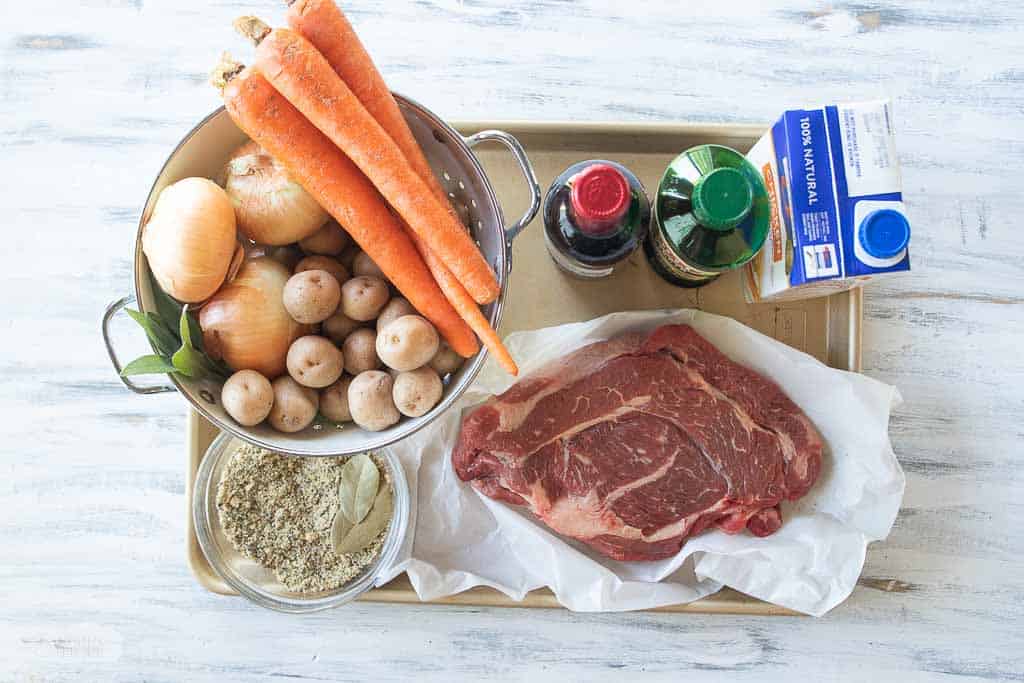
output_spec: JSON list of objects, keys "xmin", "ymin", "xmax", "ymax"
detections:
[
  {"xmin": 337, "ymin": 453, "xmax": 380, "ymax": 525},
  {"xmin": 331, "ymin": 507, "xmax": 355, "ymax": 552},
  {"xmin": 334, "ymin": 484, "xmax": 392, "ymax": 555}
]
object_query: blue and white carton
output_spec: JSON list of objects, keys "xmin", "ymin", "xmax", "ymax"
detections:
[{"xmin": 743, "ymin": 100, "xmax": 911, "ymax": 303}]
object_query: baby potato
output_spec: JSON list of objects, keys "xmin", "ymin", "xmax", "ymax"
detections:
[
  {"xmin": 341, "ymin": 275, "xmax": 390, "ymax": 321},
  {"xmin": 221, "ymin": 369, "xmax": 274, "ymax": 426},
  {"xmin": 376, "ymin": 315, "xmax": 440, "ymax": 372},
  {"xmin": 283, "ymin": 269, "xmax": 341, "ymax": 324},
  {"xmin": 267, "ymin": 375, "xmax": 319, "ymax": 433},
  {"xmin": 392, "ymin": 366, "xmax": 443, "ymax": 418},
  {"xmin": 265, "ymin": 245, "xmax": 304, "ymax": 271},
  {"xmin": 342, "ymin": 327, "xmax": 381, "ymax": 374},
  {"xmin": 298, "ymin": 220, "xmax": 350, "ymax": 255},
  {"xmin": 294, "ymin": 255, "xmax": 349, "ymax": 286},
  {"xmin": 376, "ymin": 297, "xmax": 415, "ymax": 332},
  {"xmin": 352, "ymin": 250, "xmax": 386, "ymax": 279},
  {"xmin": 338, "ymin": 244, "xmax": 361, "ymax": 270},
  {"xmin": 286, "ymin": 335, "xmax": 344, "ymax": 388},
  {"xmin": 429, "ymin": 342, "xmax": 464, "ymax": 376},
  {"xmin": 348, "ymin": 370, "xmax": 400, "ymax": 432},
  {"xmin": 322, "ymin": 310, "xmax": 361, "ymax": 345},
  {"xmin": 319, "ymin": 375, "xmax": 353, "ymax": 423}
]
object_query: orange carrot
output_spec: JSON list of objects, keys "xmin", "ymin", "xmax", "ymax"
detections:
[
  {"xmin": 214, "ymin": 61, "xmax": 479, "ymax": 358},
  {"xmin": 244, "ymin": 25, "xmax": 500, "ymax": 307},
  {"xmin": 286, "ymin": 1, "xmax": 519, "ymax": 375}
]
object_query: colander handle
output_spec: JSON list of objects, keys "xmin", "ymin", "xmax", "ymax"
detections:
[
  {"xmin": 463, "ymin": 130, "xmax": 541, "ymax": 245},
  {"xmin": 102, "ymin": 295, "xmax": 177, "ymax": 395}
]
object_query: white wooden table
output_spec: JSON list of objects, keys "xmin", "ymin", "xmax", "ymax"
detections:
[{"xmin": 4, "ymin": 1, "xmax": 1023, "ymax": 680}]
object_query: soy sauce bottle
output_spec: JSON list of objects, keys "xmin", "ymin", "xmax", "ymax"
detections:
[
  {"xmin": 543, "ymin": 160, "xmax": 650, "ymax": 278},
  {"xmin": 644, "ymin": 145, "xmax": 770, "ymax": 287}
]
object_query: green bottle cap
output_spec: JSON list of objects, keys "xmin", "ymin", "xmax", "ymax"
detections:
[{"xmin": 691, "ymin": 167, "xmax": 754, "ymax": 231}]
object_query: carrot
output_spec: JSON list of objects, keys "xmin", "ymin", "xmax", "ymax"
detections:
[
  {"xmin": 239, "ymin": 21, "xmax": 500, "ymax": 307},
  {"xmin": 211, "ymin": 58, "xmax": 479, "ymax": 358},
  {"xmin": 285, "ymin": 1, "xmax": 520, "ymax": 375},
  {"xmin": 285, "ymin": 1, "xmax": 444, "ymax": 199}
]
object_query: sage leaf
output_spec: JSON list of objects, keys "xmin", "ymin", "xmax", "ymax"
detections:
[
  {"xmin": 334, "ymin": 483, "xmax": 392, "ymax": 555},
  {"xmin": 121, "ymin": 354, "xmax": 178, "ymax": 376},
  {"xmin": 337, "ymin": 454, "xmax": 380, "ymax": 525}
]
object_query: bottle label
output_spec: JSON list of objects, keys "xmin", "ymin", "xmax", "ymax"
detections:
[{"xmin": 648, "ymin": 221, "xmax": 719, "ymax": 283}]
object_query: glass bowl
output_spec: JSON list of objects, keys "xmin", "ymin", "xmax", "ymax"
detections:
[{"xmin": 192, "ymin": 432, "xmax": 410, "ymax": 613}]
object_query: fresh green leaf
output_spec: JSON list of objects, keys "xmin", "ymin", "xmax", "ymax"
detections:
[
  {"xmin": 150, "ymin": 273, "xmax": 183, "ymax": 329},
  {"xmin": 187, "ymin": 312, "xmax": 205, "ymax": 353},
  {"xmin": 333, "ymin": 483, "xmax": 392, "ymax": 555},
  {"xmin": 124, "ymin": 308, "xmax": 178, "ymax": 357},
  {"xmin": 337, "ymin": 454, "xmax": 380, "ymax": 525},
  {"xmin": 179, "ymin": 307, "xmax": 193, "ymax": 347},
  {"xmin": 121, "ymin": 354, "xmax": 178, "ymax": 377}
]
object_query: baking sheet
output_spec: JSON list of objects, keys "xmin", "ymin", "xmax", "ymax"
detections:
[{"xmin": 185, "ymin": 120, "xmax": 865, "ymax": 614}]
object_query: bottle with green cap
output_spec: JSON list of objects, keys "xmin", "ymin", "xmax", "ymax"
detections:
[{"xmin": 644, "ymin": 144, "xmax": 770, "ymax": 287}]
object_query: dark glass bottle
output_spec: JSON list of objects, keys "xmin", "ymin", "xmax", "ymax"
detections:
[
  {"xmin": 543, "ymin": 160, "xmax": 651, "ymax": 278},
  {"xmin": 644, "ymin": 144, "xmax": 770, "ymax": 287}
]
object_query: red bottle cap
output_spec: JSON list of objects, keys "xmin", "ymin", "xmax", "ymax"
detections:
[{"xmin": 570, "ymin": 164, "xmax": 630, "ymax": 235}]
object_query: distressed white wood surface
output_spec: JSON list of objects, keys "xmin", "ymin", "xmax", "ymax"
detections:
[{"xmin": 3, "ymin": 0, "xmax": 1023, "ymax": 680}]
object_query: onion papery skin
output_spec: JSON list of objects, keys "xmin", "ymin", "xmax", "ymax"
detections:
[
  {"xmin": 199, "ymin": 257, "xmax": 311, "ymax": 378},
  {"xmin": 223, "ymin": 141, "xmax": 328, "ymax": 246},
  {"xmin": 142, "ymin": 177, "xmax": 237, "ymax": 303}
]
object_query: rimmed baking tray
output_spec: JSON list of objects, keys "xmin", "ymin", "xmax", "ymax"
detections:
[{"xmin": 185, "ymin": 120, "xmax": 862, "ymax": 616}]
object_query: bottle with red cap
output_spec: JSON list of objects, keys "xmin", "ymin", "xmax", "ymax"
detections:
[{"xmin": 542, "ymin": 160, "xmax": 651, "ymax": 278}]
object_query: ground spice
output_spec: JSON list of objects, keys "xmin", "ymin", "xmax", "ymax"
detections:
[{"xmin": 216, "ymin": 444, "xmax": 392, "ymax": 594}]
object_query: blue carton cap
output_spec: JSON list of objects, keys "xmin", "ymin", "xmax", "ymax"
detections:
[{"xmin": 859, "ymin": 209, "xmax": 910, "ymax": 259}]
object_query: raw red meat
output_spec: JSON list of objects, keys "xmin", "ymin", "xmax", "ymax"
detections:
[{"xmin": 452, "ymin": 324, "xmax": 823, "ymax": 561}]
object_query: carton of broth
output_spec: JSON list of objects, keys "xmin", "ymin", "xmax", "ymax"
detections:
[{"xmin": 743, "ymin": 100, "xmax": 911, "ymax": 303}]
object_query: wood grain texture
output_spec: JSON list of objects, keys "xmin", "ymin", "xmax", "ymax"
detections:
[{"xmin": 2, "ymin": 0, "xmax": 1022, "ymax": 681}]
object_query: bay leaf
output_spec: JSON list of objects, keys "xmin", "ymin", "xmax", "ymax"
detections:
[
  {"xmin": 331, "ymin": 507, "xmax": 355, "ymax": 553},
  {"xmin": 337, "ymin": 454, "xmax": 380, "ymax": 525},
  {"xmin": 334, "ymin": 483, "xmax": 393, "ymax": 555}
]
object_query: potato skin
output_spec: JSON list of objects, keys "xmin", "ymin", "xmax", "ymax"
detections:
[
  {"xmin": 319, "ymin": 375, "xmax": 353, "ymax": 423},
  {"xmin": 267, "ymin": 375, "xmax": 319, "ymax": 433},
  {"xmin": 221, "ymin": 369, "xmax": 274, "ymax": 426},
  {"xmin": 322, "ymin": 311, "xmax": 362, "ymax": 345},
  {"xmin": 429, "ymin": 342, "xmax": 464, "ymax": 376},
  {"xmin": 294, "ymin": 255, "xmax": 349, "ymax": 286},
  {"xmin": 340, "ymin": 275, "xmax": 390, "ymax": 321},
  {"xmin": 348, "ymin": 370, "xmax": 400, "ymax": 431},
  {"xmin": 376, "ymin": 315, "xmax": 440, "ymax": 372},
  {"xmin": 352, "ymin": 250, "xmax": 385, "ymax": 279},
  {"xmin": 286, "ymin": 335, "xmax": 345, "ymax": 388},
  {"xmin": 283, "ymin": 270, "xmax": 341, "ymax": 324},
  {"xmin": 298, "ymin": 221, "xmax": 350, "ymax": 255},
  {"xmin": 376, "ymin": 297, "xmax": 415, "ymax": 332},
  {"xmin": 342, "ymin": 328, "xmax": 381, "ymax": 375},
  {"xmin": 392, "ymin": 366, "xmax": 443, "ymax": 417}
]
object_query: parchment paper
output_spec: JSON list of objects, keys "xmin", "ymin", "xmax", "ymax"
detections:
[{"xmin": 381, "ymin": 309, "xmax": 905, "ymax": 616}]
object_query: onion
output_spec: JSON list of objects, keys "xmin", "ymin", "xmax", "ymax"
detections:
[
  {"xmin": 222, "ymin": 141, "xmax": 328, "ymax": 245},
  {"xmin": 142, "ymin": 177, "xmax": 237, "ymax": 303},
  {"xmin": 199, "ymin": 257, "xmax": 310, "ymax": 378}
]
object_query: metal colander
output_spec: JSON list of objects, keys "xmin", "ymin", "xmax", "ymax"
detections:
[{"xmin": 103, "ymin": 94, "xmax": 541, "ymax": 456}]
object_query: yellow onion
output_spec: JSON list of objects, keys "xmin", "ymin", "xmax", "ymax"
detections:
[
  {"xmin": 142, "ymin": 177, "xmax": 237, "ymax": 303},
  {"xmin": 222, "ymin": 141, "xmax": 328, "ymax": 245},
  {"xmin": 199, "ymin": 257, "xmax": 310, "ymax": 378}
]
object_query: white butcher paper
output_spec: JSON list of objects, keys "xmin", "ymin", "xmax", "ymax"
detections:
[{"xmin": 380, "ymin": 309, "xmax": 905, "ymax": 616}]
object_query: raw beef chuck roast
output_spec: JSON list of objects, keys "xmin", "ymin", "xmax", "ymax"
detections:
[{"xmin": 452, "ymin": 324, "xmax": 823, "ymax": 561}]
